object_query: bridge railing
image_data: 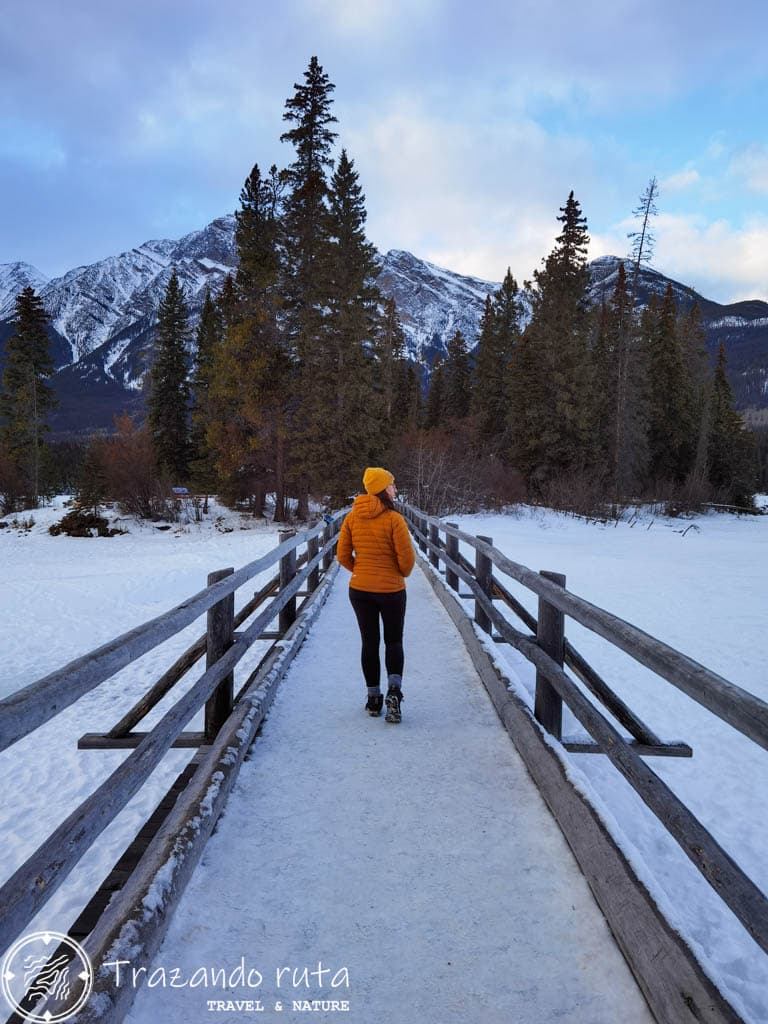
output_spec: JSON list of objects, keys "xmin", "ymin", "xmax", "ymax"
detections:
[
  {"xmin": 401, "ymin": 501, "xmax": 768, "ymax": 960},
  {"xmin": 0, "ymin": 511, "xmax": 345, "ymax": 964}
]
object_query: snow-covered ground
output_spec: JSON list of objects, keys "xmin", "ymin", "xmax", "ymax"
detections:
[
  {"xmin": 446, "ymin": 502, "xmax": 768, "ymax": 1022},
  {"xmin": 1, "ymin": 498, "xmax": 767, "ymax": 1021}
]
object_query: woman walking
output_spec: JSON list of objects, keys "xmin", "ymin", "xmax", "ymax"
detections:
[{"xmin": 337, "ymin": 468, "xmax": 415, "ymax": 723}]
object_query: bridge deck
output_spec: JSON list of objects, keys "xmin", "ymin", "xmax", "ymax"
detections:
[{"xmin": 125, "ymin": 566, "xmax": 654, "ymax": 1023}]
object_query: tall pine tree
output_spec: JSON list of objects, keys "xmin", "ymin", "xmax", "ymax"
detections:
[
  {"xmin": 0, "ymin": 287, "xmax": 57, "ymax": 506},
  {"xmin": 148, "ymin": 270, "xmax": 191, "ymax": 481},
  {"xmin": 442, "ymin": 329, "xmax": 472, "ymax": 419},
  {"xmin": 189, "ymin": 288, "xmax": 224, "ymax": 492},
  {"xmin": 645, "ymin": 284, "xmax": 694, "ymax": 484},
  {"xmin": 207, "ymin": 163, "xmax": 292, "ymax": 516},
  {"xmin": 473, "ymin": 270, "xmax": 521, "ymax": 449},
  {"xmin": 280, "ymin": 56, "xmax": 338, "ymax": 510},
  {"xmin": 508, "ymin": 192, "xmax": 595, "ymax": 485},
  {"xmin": 424, "ymin": 355, "xmax": 446, "ymax": 430},
  {"xmin": 318, "ymin": 148, "xmax": 383, "ymax": 503}
]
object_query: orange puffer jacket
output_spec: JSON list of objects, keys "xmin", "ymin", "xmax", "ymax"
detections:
[{"xmin": 337, "ymin": 494, "xmax": 415, "ymax": 592}]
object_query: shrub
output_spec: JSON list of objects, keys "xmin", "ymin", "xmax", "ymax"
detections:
[{"xmin": 49, "ymin": 508, "xmax": 126, "ymax": 538}]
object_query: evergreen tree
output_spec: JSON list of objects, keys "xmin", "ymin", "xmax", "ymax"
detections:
[
  {"xmin": 443, "ymin": 329, "xmax": 472, "ymax": 419},
  {"xmin": 708, "ymin": 342, "xmax": 757, "ymax": 506},
  {"xmin": 594, "ymin": 261, "xmax": 648, "ymax": 495},
  {"xmin": 474, "ymin": 269, "xmax": 521, "ymax": 449},
  {"xmin": 679, "ymin": 299, "xmax": 713, "ymax": 486},
  {"xmin": 645, "ymin": 284, "xmax": 695, "ymax": 484},
  {"xmin": 280, "ymin": 56, "xmax": 338, "ymax": 512},
  {"xmin": 147, "ymin": 270, "xmax": 191, "ymax": 481},
  {"xmin": 207, "ymin": 163, "xmax": 292, "ymax": 517},
  {"xmin": 424, "ymin": 356, "xmax": 446, "ymax": 430},
  {"xmin": 280, "ymin": 55, "xmax": 337, "ymax": 361},
  {"xmin": 508, "ymin": 192, "xmax": 595, "ymax": 485},
  {"xmin": 216, "ymin": 274, "xmax": 239, "ymax": 327},
  {"xmin": 189, "ymin": 288, "xmax": 224, "ymax": 492},
  {"xmin": 0, "ymin": 287, "xmax": 57, "ymax": 506},
  {"xmin": 316, "ymin": 148, "xmax": 383, "ymax": 503},
  {"xmin": 378, "ymin": 296, "xmax": 406, "ymax": 427},
  {"xmin": 77, "ymin": 440, "xmax": 108, "ymax": 514}
]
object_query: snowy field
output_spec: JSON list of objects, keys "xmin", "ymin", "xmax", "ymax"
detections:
[{"xmin": 1, "ymin": 497, "xmax": 767, "ymax": 1020}]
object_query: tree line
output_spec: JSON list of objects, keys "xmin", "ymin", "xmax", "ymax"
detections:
[{"xmin": 0, "ymin": 59, "xmax": 761, "ymax": 518}]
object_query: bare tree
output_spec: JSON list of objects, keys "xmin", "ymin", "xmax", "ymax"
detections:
[{"xmin": 628, "ymin": 176, "xmax": 660, "ymax": 302}]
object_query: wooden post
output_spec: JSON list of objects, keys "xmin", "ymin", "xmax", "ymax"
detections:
[
  {"xmin": 307, "ymin": 534, "xmax": 319, "ymax": 592},
  {"xmin": 204, "ymin": 568, "xmax": 234, "ymax": 742},
  {"xmin": 535, "ymin": 570, "xmax": 566, "ymax": 740},
  {"xmin": 429, "ymin": 522, "xmax": 440, "ymax": 569},
  {"xmin": 321, "ymin": 519, "xmax": 332, "ymax": 572},
  {"xmin": 446, "ymin": 523, "xmax": 459, "ymax": 591},
  {"xmin": 279, "ymin": 530, "xmax": 297, "ymax": 633},
  {"xmin": 420, "ymin": 514, "xmax": 429, "ymax": 554},
  {"xmin": 475, "ymin": 535, "xmax": 493, "ymax": 634}
]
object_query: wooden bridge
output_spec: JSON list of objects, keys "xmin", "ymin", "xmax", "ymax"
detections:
[{"xmin": 0, "ymin": 504, "xmax": 766, "ymax": 1024}]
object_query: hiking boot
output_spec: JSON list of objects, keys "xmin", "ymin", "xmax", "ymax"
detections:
[
  {"xmin": 385, "ymin": 687, "xmax": 403, "ymax": 724},
  {"xmin": 365, "ymin": 693, "xmax": 383, "ymax": 717}
]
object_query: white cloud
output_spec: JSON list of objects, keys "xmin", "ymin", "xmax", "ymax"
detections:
[
  {"xmin": 661, "ymin": 169, "xmax": 701, "ymax": 192},
  {"xmin": 344, "ymin": 98, "xmax": 599, "ymax": 286},
  {"xmin": 300, "ymin": 0, "xmax": 436, "ymax": 34}
]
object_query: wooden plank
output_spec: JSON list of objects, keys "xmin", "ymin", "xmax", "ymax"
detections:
[
  {"xmin": 419, "ymin": 556, "xmax": 744, "ymax": 1024},
  {"xmin": 69, "ymin": 563, "xmax": 340, "ymax": 1024},
  {"xmin": 78, "ymin": 732, "xmax": 206, "ymax": 749},
  {"xmin": 408, "ymin": 505, "xmax": 768, "ymax": 753},
  {"xmin": 563, "ymin": 740, "xmax": 693, "ymax": 758},
  {"xmin": 0, "ymin": 516, "xmax": 339, "ymax": 756},
  {"xmin": 0, "ymin": 552, "xmax": 322, "ymax": 954}
]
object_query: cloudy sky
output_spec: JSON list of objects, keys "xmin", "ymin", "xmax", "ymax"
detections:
[{"xmin": 2, "ymin": 0, "xmax": 767, "ymax": 303}]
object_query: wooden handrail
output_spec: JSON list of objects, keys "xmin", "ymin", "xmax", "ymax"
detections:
[
  {"xmin": 402, "ymin": 502, "xmax": 768, "ymax": 957},
  {"xmin": 0, "ymin": 522, "xmax": 345, "ymax": 954},
  {"xmin": 0, "ymin": 515, "xmax": 344, "ymax": 755},
  {"xmin": 402, "ymin": 502, "xmax": 768, "ymax": 752}
]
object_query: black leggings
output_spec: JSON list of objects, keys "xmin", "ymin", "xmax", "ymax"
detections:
[{"xmin": 348, "ymin": 588, "xmax": 407, "ymax": 689}]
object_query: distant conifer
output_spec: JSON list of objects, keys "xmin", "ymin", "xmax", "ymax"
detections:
[
  {"xmin": 147, "ymin": 270, "xmax": 191, "ymax": 481},
  {"xmin": 508, "ymin": 192, "xmax": 595, "ymax": 485},
  {"xmin": 0, "ymin": 287, "xmax": 57, "ymax": 506},
  {"xmin": 708, "ymin": 342, "xmax": 757, "ymax": 506}
]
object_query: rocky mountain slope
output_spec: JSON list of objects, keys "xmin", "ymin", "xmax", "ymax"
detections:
[{"xmin": 1, "ymin": 217, "xmax": 766, "ymax": 434}]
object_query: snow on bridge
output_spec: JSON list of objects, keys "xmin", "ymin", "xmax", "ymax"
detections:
[{"xmin": 124, "ymin": 566, "xmax": 653, "ymax": 1024}]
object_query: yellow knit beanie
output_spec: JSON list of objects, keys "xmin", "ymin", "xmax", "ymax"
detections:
[{"xmin": 363, "ymin": 467, "xmax": 394, "ymax": 494}]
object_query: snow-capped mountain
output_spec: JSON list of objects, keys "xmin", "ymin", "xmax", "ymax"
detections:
[
  {"xmin": 35, "ymin": 216, "xmax": 238, "ymax": 364},
  {"xmin": 1, "ymin": 218, "xmax": 767, "ymax": 434},
  {"xmin": 377, "ymin": 250, "xmax": 500, "ymax": 364},
  {"xmin": 0, "ymin": 262, "xmax": 50, "ymax": 317}
]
